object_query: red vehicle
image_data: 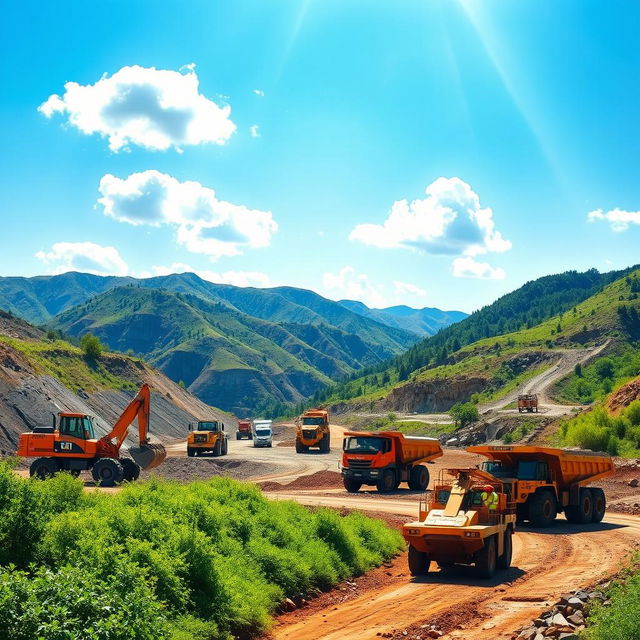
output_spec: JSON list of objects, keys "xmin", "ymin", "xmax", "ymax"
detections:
[
  {"xmin": 518, "ymin": 394, "xmax": 539, "ymax": 413},
  {"xmin": 237, "ymin": 419, "xmax": 253, "ymax": 440},
  {"xmin": 341, "ymin": 431, "xmax": 443, "ymax": 493}
]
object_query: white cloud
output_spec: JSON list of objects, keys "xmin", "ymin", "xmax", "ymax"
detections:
[
  {"xmin": 253, "ymin": 89, "xmax": 265, "ymax": 97},
  {"xmin": 393, "ymin": 281, "xmax": 426, "ymax": 297},
  {"xmin": 38, "ymin": 65, "xmax": 236, "ymax": 152},
  {"xmin": 322, "ymin": 266, "xmax": 387, "ymax": 308},
  {"xmin": 249, "ymin": 124, "xmax": 260, "ymax": 138},
  {"xmin": 350, "ymin": 177, "xmax": 511, "ymax": 259},
  {"xmin": 35, "ymin": 242, "xmax": 129, "ymax": 276},
  {"xmin": 97, "ymin": 170, "xmax": 277, "ymax": 261},
  {"xmin": 452, "ymin": 256, "xmax": 505, "ymax": 280},
  {"xmin": 587, "ymin": 208, "xmax": 640, "ymax": 232},
  {"xmin": 137, "ymin": 262, "xmax": 271, "ymax": 288}
]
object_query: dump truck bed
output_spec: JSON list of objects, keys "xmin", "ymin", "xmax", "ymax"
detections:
[{"xmin": 467, "ymin": 445, "xmax": 614, "ymax": 486}]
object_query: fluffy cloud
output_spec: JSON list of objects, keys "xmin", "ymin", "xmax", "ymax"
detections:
[
  {"xmin": 351, "ymin": 177, "xmax": 510, "ymax": 259},
  {"xmin": 138, "ymin": 263, "xmax": 272, "ymax": 288},
  {"xmin": 250, "ymin": 125, "xmax": 260, "ymax": 138},
  {"xmin": 38, "ymin": 65, "xmax": 236, "ymax": 151},
  {"xmin": 587, "ymin": 208, "xmax": 640, "ymax": 232},
  {"xmin": 35, "ymin": 242, "xmax": 129, "ymax": 276},
  {"xmin": 393, "ymin": 281, "xmax": 426, "ymax": 297},
  {"xmin": 452, "ymin": 256, "xmax": 505, "ymax": 280},
  {"xmin": 98, "ymin": 170, "xmax": 277, "ymax": 261},
  {"xmin": 322, "ymin": 266, "xmax": 387, "ymax": 308},
  {"xmin": 253, "ymin": 89, "xmax": 265, "ymax": 97}
]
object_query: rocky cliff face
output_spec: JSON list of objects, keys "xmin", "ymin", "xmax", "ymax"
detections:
[{"xmin": 0, "ymin": 313, "xmax": 235, "ymax": 454}]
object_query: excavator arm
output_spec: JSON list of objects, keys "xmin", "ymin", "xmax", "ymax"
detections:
[{"xmin": 96, "ymin": 384, "xmax": 165, "ymax": 469}]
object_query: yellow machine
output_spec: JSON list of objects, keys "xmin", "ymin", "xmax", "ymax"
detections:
[
  {"xmin": 295, "ymin": 408, "xmax": 330, "ymax": 453},
  {"xmin": 402, "ymin": 468, "xmax": 516, "ymax": 578},
  {"xmin": 187, "ymin": 420, "xmax": 228, "ymax": 457}
]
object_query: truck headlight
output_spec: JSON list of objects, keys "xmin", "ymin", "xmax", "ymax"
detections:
[
  {"xmin": 464, "ymin": 532, "xmax": 480, "ymax": 537},
  {"xmin": 406, "ymin": 528, "xmax": 421, "ymax": 535}
]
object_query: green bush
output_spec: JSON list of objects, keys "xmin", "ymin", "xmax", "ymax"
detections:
[
  {"xmin": 80, "ymin": 333, "xmax": 104, "ymax": 359},
  {"xmin": 0, "ymin": 466, "xmax": 404, "ymax": 639}
]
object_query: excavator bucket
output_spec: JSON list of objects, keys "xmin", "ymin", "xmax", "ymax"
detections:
[{"xmin": 129, "ymin": 434, "xmax": 167, "ymax": 470}]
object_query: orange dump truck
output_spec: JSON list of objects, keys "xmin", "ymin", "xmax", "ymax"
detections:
[
  {"xmin": 467, "ymin": 445, "xmax": 614, "ymax": 526},
  {"xmin": 341, "ymin": 431, "xmax": 443, "ymax": 493},
  {"xmin": 517, "ymin": 394, "xmax": 538, "ymax": 413},
  {"xmin": 236, "ymin": 419, "xmax": 252, "ymax": 440},
  {"xmin": 296, "ymin": 408, "xmax": 330, "ymax": 453}
]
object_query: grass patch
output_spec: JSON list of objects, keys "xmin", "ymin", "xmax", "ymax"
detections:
[{"xmin": 0, "ymin": 463, "xmax": 403, "ymax": 640}]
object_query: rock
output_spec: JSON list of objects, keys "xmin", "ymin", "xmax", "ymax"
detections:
[
  {"xmin": 628, "ymin": 478, "xmax": 639, "ymax": 487},
  {"xmin": 567, "ymin": 597, "xmax": 584, "ymax": 609},
  {"xmin": 567, "ymin": 611, "xmax": 585, "ymax": 626},
  {"xmin": 558, "ymin": 634, "xmax": 578, "ymax": 640},
  {"xmin": 426, "ymin": 631, "xmax": 442, "ymax": 639},
  {"xmin": 551, "ymin": 613, "xmax": 570, "ymax": 626},
  {"xmin": 518, "ymin": 629, "xmax": 538, "ymax": 640}
]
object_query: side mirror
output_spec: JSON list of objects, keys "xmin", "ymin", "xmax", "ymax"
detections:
[{"xmin": 188, "ymin": 422, "xmax": 192, "ymax": 431}]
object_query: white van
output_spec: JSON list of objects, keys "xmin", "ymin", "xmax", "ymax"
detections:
[{"xmin": 252, "ymin": 419, "xmax": 273, "ymax": 448}]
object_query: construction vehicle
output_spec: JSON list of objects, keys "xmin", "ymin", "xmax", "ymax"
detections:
[
  {"xmin": 17, "ymin": 383, "xmax": 165, "ymax": 486},
  {"xmin": 341, "ymin": 431, "xmax": 443, "ymax": 493},
  {"xmin": 467, "ymin": 445, "xmax": 614, "ymax": 527},
  {"xmin": 237, "ymin": 419, "xmax": 252, "ymax": 440},
  {"xmin": 517, "ymin": 394, "xmax": 538, "ymax": 413},
  {"xmin": 252, "ymin": 419, "xmax": 273, "ymax": 447},
  {"xmin": 295, "ymin": 408, "xmax": 330, "ymax": 453},
  {"xmin": 402, "ymin": 467, "xmax": 516, "ymax": 578},
  {"xmin": 187, "ymin": 420, "xmax": 228, "ymax": 457}
]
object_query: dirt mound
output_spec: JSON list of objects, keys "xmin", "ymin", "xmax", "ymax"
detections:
[
  {"xmin": 593, "ymin": 458, "xmax": 640, "ymax": 515},
  {"xmin": 260, "ymin": 470, "xmax": 343, "ymax": 491},
  {"xmin": 607, "ymin": 376, "xmax": 640, "ymax": 414}
]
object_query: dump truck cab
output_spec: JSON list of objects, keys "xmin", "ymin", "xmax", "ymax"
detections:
[
  {"xmin": 295, "ymin": 409, "xmax": 330, "ymax": 453},
  {"xmin": 402, "ymin": 468, "xmax": 516, "ymax": 578},
  {"xmin": 187, "ymin": 420, "xmax": 228, "ymax": 457},
  {"xmin": 468, "ymin": 445, "xmax": 614, "ymax": 527},
  {"xmin": 341, "ymin": 431, "xmax": 443, "ymax": 493}
]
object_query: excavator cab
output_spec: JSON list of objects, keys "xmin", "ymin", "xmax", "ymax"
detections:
[{"xmin": 58, "ymin": 414, "xmax": 96, "ymax": 440}]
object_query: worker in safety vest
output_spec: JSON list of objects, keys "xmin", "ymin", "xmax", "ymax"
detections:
[{"xmin": 481, "ymin": 484, "xmax": 499, "ymax": 511}]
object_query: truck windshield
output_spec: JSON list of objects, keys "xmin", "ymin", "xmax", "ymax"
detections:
[
  {"xmin": 256, "ymin": 429, "xmax": 271, "ymax": 436},
  {"xmin": 481, "ymin": 461, "xmax": 514, "ymax": 477},
  {"xmin": 344, "ymin": 437, "xmax": 385, "ymax": 454},
  {"xmin": 198, "ymin": 422, "xmax": 220, "ymax": 431},
  {"xmin": 302, "ymin": 417, "xmax": 324, "ymax": 425}
]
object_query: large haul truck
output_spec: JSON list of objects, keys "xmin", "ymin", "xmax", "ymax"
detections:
[
  {"xmin": 467, "ymin": 445, "xmax": 614, "ymax": 527},
  {"xmin": 341, "ymin": 431, "xmax": 443, "ymax": 493},
  {"xmin": 403, "ymin": 467, "xmax": 516, "ymax": 578},
  {"xmin": 187, "ymin": 420, "xmax": 228, "ymax": 457},
  {"xmin": 295, "ymin": 408, "xmax": 330, "ymax": 453}
]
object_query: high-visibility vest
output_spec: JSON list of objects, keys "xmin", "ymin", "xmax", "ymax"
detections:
[{"xmin": 481, "ymin": 491, "xmax": 499, "ymax": 511}]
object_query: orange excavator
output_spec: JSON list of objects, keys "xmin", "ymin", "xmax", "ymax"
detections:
[{"xmin": 16, "ymin": 383, "xmax": 166, "ymax": 486}]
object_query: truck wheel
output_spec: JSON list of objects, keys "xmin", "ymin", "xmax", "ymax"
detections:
[
  {"xmin": 497, "ymin": 529, "xmax": 512, "ymax": 570},
  {"xmin": 187, "ymin": 447, "xmax": 195, "ymax": 457},
  {"xmin": 376, "ymin": 470, "xmax": 398, "ymax": 493},
  {"xmin": 320, "ymin": 434, "xmax": 330, "ymax": 453},
  {"xmin": 30, "ymin": 457, "xmax": 58, "ymax": 479},
  {"xmin": 408, "ymin": 545, "xmax": 430, "ymax": 576},
  {"xmin": 476, "ymin": 535, "xmax": 497, "ymax": 578},
  {"xmin": 565, "ymin": 488, "xmax": 593, "ymax": 524},
  {"xmin": 528, "ymin": 490, "xmax": 557, "ymax": 527},
  {"xmin": 236, "ymin": 433, "xmax": 241, "ymax": 440},
  {"xmin": 120, "ymin": 458, "xmax": 140, "ymax": 482},
  {"xmin": 295, "ymin": 441, "xmax": 305, "ymax": 453},
  {"xmin": 343, "ymin": 476, "xmax": 362, "ymax": 493},
  {"xmin": 591, "ymin": 488, "xmax": 606, "ymax": 522},
  {"xmin": 91, "ymin": 458, "xmax": 124, "ymax": 487},
  {"xmin": 408, "ymin": 466, "xmax": 429, "ymax": 491},
  {"xmin": 213, "ymin": 440, "xmax": 222, "ymax": 457},
  {"xmin": 222, "ymin": 439, "xmax": 228, "ymax": 455}
]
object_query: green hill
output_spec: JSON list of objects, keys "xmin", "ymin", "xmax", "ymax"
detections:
[
  {"xmin": 320, "ymin": 267, "xmax": 640, "ymax": 412},
  {"xmin": 49, "ymin": 286, "xmax": 417, "ymax": 415}
]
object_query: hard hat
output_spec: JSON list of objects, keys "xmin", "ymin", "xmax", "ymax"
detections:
[{"xmin": 484, "ymin": 484, "xmax": 494, "ymax": 492}]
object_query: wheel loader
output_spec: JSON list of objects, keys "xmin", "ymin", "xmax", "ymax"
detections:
[
  {"xmin": 187, "ymin": 420, "xmax": 228, "ymax": 457},
  {"xmin": 402, "ymin": 468, "xmax": 516, "ymax": 578},
  {"xmin": 16, "ymin": 383, "xmax": 166, "ymax": 486}
]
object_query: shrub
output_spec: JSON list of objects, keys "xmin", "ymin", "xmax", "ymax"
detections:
[
  {"xmin": 449, "ymin": 402, "xmax": 480, "ymax": 428},
  {"xmin": 80, "ymin": 333, "xmax": 103, "ymax": 359}
]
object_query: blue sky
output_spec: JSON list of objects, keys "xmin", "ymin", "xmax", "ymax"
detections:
[{"xmin": 1, "ymin": 0, "xmax": 638, "ymax": 313}]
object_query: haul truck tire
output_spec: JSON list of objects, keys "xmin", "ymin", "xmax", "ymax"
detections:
[
  {"xmin": 343, "ymin": 477, "xmax": 362, "ymax": 493},
  {"xmin": 30, "ymin": 457, "xmax": 58, "ymax": 479},
  {"xmin": 476, "ymin": 535, "xmax": 497, "ymax": 578},
  {"xmin": 497, "ymin": 529, "xmax": 512, "ymax": 570},
  {"xmin": 295, "ymin": 441, "xmax": 306, "ymax": 453},
  {"xmin": 528, "ymin": 490, "xmax": 557, "ymax": 527},
  {"xmin": 408, "ymin": 545, "xmax": 430, "ymax": 576},
  {"xmin": 213, "ymin": 440, "xmax": 222, "ymax": 457},
  {"xmin": 236, "ymin": 433, "xmax": 241, "ymax": 440},
  {"xmin": 320, "ymin": 433, "xmax": 330, "ymax": 453},
  {"xmin": 92, "ymin": 458, "xmax": 124, "ymax": 487},
  {"xmin": 408, "ymin": 465, "xmax": 429, "ymax": 491},
  {"xmin": 187, "ymin": 447, "xmax": 195, "ymax": 457},
  {"xmin": 121, "ymin": 458, "xmax": 141, "ymax": 482},
  {"xmin": 565, "ymin": 488, "xmax": 593, "ymax": 524},
  {"xmin": 591, "ymin": 488, "xmax": 606, "ymax": 522},
  {"xmin": 377, "ymin": 469, "xmax": 398, "ymax": 493}
]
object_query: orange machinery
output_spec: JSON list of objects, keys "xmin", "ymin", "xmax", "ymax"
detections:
[
  {"xmin": 341, "ymin": 431, "xmax": 443, "ymax": 493},
  {"xmin": 517, "ymin": 394, "xmax": 539, "ymax": 413},
  {"xmin": 295, "ymin": 408, "xmax": 330, "ymax": 453},
  {"xmin": 467, "ymin": 445, "xmax": 614, "ymax": 526},
  {"xmin": 17, "ymin": 383, "xmax": 166, "ymax": 486}
]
